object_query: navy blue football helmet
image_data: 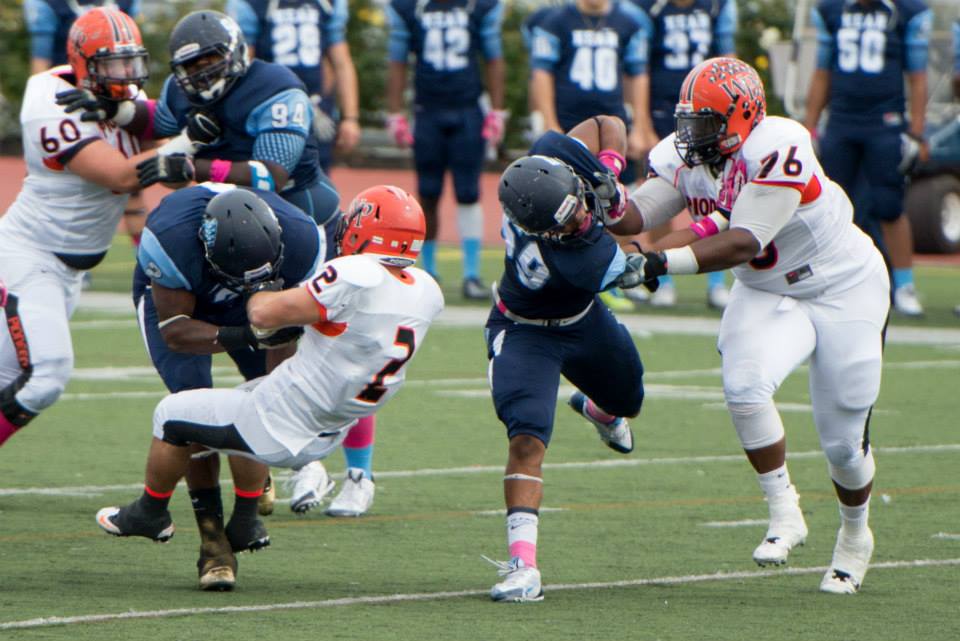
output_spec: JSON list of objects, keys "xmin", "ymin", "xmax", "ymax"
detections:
[
  {"xmin": 498, "ymin": 155, "xmax": 586, "ymax": 240},
  {"xmin": 200, "ymin": 189, "xmax": 284, "ymax": 292},
  {"xmin": 168, "ymin": 11, "xmax": 248, "ymax": 106}
]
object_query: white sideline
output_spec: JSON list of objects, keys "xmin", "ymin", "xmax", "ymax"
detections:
[
  {"xmin": 1, "ymin": 443, "xmax": 958, "ymax": 498},
  {"xmin": 2, "ymin": 557, "xmax": 958, "ymax": 631},
  {"xmin": 701, "ymin": 519, "xmax": 768, "ymax": 528}
]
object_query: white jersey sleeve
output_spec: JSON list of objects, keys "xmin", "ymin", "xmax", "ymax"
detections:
[
  {"xmin": 0, "ymin": 68, "xmax": 142, "ymax": 256},
  {"xmin": 303, "ymin": 254, "xmax": 386, "ymax": 325},
  {"xmin": 647, "ymin": 134, "xmax": 685, "ymax": 187},
  {"xmin": 741, "ymin": 118, "xmax": 817, "ymax": 194}
]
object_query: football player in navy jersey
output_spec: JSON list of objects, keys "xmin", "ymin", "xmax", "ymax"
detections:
[
  {"xmin": 483, "ymin": 115, "xmax": 654, "ymax": 602},
  {"xmin": 528, "ymin": 0, "xmax": 654, "ymax": 185},
  {"xmin": 631, "ymin": 0, "xmax": 736, "ymax": 309},
  {"xmin": 386, "ymin": 0, "xmax": 506, "ymax": 300},
  {"xmin": 804, "ymin": 0, "xmax": 933, "ymax": 317},
  {"xmin": 129, "ymin": 184, "xmax": 321, "ymax": 590},
  {"xmin": 226, "ymin": 0, "xmax": 361, "ymax": 171}
]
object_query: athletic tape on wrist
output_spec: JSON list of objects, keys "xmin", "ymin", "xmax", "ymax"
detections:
[
  {"xmin": 248, "ymin": 160, "xmax": 275, "ymax": 191},
  {"xmin": 113, "ymin": 100, "xmax": 136, "ymax": 127},
  {"xmin": 156, "ymin": 314, "xmax": 191, "ymax": 330},
  {"xmin": 664, "ymin": 245, "xmax": 699, "ymax": 275},
  {"xmin": 598, "ymin": 149, "xmax": 626, "ymax": 178}
]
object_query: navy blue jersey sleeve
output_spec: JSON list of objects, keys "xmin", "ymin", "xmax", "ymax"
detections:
[
  {"xmin": 545, "ymin": 228, "xmax": 623, "ymax": 292},
  {"xmin": 154, "ymin": 76, "xmax": 183, "ymax": 138},
  {"xmin": 138, "ymin": 190, "xmax": 209, "ymax": 291},
  {"xmin": 529, "ymin": 130, "xmax": 613, "ymax": 191}
]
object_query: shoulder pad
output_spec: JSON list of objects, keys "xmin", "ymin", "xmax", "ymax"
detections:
[{"xmin": 327, "ymin": 255, "xmax": 386, "ymax": 288}]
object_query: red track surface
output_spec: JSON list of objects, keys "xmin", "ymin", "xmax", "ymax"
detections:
[{"xmin": 0, "ymin": 157, "xmax": 505, "ymax": 246}]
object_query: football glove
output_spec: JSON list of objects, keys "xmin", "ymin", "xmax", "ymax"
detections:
[
  {"xmin": 592, "ymin": 172, "xmax": 628, "ymax": 227},
  {"xmin": 898, "ymin": 132, "xmax": 922, "ymax": 175},
  {"xmin": 185, "ymin": 110, "xmax": 221, "ymax": 147},
  {"xmin": 614, "ymin": 251, "xmax": 663, "ymax": 292},
  {"xmin": 386, "ymin": 113, "xmax": 414, "ymax": 147},
  {"xmin": 310, "ymin": 95, "xmax": 338, "ymax": 142},
  {"xmin": 251, "ymin": 325, "xmax": 304, "ymax": 349},
  {"xmin": 136, "ymin": 154, "xmax": 195, "ymax": 188},
  {"xmin": 55, "ymin": 89, "xmax": 122, "ymax": 123},
  {"xmin": 482, "ymin": 109, "xmax": 508, "ymax": 146}
]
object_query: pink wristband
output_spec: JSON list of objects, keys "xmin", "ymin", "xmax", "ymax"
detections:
[
  {"xmin": 209, "ymin": 159, "xmax": 233, "ymax": 183},
  {"xmin": 141, "ymin": 99, "xmax": 157, "ymax": 141},
  {"xmin": 598, "ymin": 149, "xmax": 626, "ymax": 178},
  {"xmin": 689, "ymin": 216, "xmax": 720, "ymax": 239}
]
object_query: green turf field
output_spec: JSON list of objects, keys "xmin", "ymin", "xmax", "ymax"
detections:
[{"xmin": 0, "ymin": 241, "xmax": 958, "ymax": 639}]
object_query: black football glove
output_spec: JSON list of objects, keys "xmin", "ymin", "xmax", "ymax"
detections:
[
  {"xmin": 185, "ymin": 109, "xmax": 222, "ymax": 147},
  {"xmin": 217, "ymin": 324, "xmax": 304, "ymax": 352},
  {"xmin": 136, "ymin": 154, "xmax": 195, "ymax": 188},
  {"xmin": 251, "ymin": 325, "xmax": 304, "ymax": 349},
  {"xmin": 55, "ymin": 89, "xmax": 118, "ymax": 122}
]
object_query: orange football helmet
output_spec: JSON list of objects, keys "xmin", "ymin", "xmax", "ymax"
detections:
[
  {"xmin": 67, "ymin": 8, "xmax": 148, "ymax": 101},
  {"xmin": 674, "ymin": 57, "xmax": 766, "ymax": 166},
  {"xmin": 338, "ymin": 186, "xmax": 426, "ymax": 266}
]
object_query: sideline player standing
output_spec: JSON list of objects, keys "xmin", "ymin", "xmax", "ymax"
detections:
[
  {"xmin": 621, "ymin": 58, "xmax": 888, "ymax": 594},
  {"xmin": 0, "ymin": 9, "xmax": 189, "ymax": 446},
  {"xmin": 484, "ymin": 115, "xmax": 654, "ymax": 602},
  {"xmin": 226, "ymin": 0, "xmax": 361, "ymax": 163},
  {"xmin": 97, "ymin": 186, "xmax": 444, "ymax": 590},
  {"xmin": 133, "ymin": 184, "xmax": 322, "ymax": 589},
  {"xmin": 631, "ymin": 0, "xmax": 736, "ymax": 309},
  {"xmin": 386, "ymin": 0, "xmax": 507, "ymax": 300},
  {"xmin": 804, "ymin": 0, "xmax": 932, "ymax": 317}
]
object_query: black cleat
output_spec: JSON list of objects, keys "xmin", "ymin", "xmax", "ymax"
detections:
[
  {"xmin": 225, "ymin": 517, "xmax": 270, "ymax": 553},
  {"xmin": 96, "ymin": 502, "xmax": 175, "ymax": 543}
]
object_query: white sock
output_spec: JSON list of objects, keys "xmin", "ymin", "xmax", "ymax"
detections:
[
  {"xmin": 506, "ymin": 510, "xmax": 539, "ymax": 568},
  {"xmin": 839, "ymin": 500, "xmax": 870, "ymax": 535},
  {"xmin": 757, "ymin": 465, "xmax": 794, "ymax": 502}
]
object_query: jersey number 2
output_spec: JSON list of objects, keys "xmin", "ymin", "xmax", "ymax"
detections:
[{"xmin": 356, "ymin": 326, "xmax": 415, "ymax": 403}]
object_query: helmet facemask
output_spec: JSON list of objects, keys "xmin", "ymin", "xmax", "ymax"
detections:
[
  {"xmin": 674, "ymin": 105, "xmax": 729, "ymax": 167},
  {"xmin": 87, "ymin": 46, "xmax": 149, "ymax": 100},
  {"xmin": 172, "ymin": 48, "xmax": 240, "ymax": 105}
]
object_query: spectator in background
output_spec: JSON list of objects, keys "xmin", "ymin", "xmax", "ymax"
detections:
[
  {"xmin": 804, "ymin": 0, "xmax": 933, "ymax": 317},
  {"xmin": 227, "ymin": 0, "xmax": 361, "ymax": 171},
  {"xmin": 386, "ymin": 0, "xmax": 506, "ymax": 300},
  {"xmin": 630, "ymin": 0, "xmax": 737, "ymax": 309},
  {"xmin": 24, "ymin": 0, "xmax": 148, "ymax": 258}
]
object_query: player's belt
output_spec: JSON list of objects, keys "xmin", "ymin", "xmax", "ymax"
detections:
[{"xmin": 492, "ymin": 283, "xmax": 593, "ymax": 328}]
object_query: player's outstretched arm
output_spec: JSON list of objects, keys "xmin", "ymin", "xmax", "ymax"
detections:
[
  {"xmin": 66, "ymin": 142, "xmax": 167, "ymax": 194},
  {"xmin": 247, "ymin": 286, "xmax": 320, "ymax": 331},
  {"xmin": 567, "ymin": 115, "xmax": 627, "ymax": 156},
  {"xmin": 151, "ymin": 284, "xmax": 226, "ymax": 355},
  {"xmin": 607, "ymin": 175, "xmax": 686, "ymax": 236}
]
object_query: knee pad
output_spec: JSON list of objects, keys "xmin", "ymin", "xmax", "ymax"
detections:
[
  {"xmin": 826, "ymin": 444, "xmax": 875, "ymax": 491},
  {"xmin": 19, "ymin": 356, "xmax": 71, "ymax": 412},
  {"xmin": 723, "ymin": 360, "xmax": 776, "ymax": 406},
  {"xmin": 727, "ymin": 401, "xmax": 785, "ymax": 451}
]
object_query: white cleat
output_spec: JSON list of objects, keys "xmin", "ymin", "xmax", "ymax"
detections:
[
  {"xmin": 288, "ymin": 461, "xmax": 335, "ymax": 514},
  {"xmin": 820, "ymin": 526, "xmax": 874, "ymax": 594},
  {"xmin": 622, "ymin": 286, "xmax": 650, "ymax": 304},
  {"xmin": 649, "ymin": 283, "xmax": 677, "ymax": 308},
  {"xmin": 325, "ymin": 468, "xmax": 375, "ymax": 517},
  {"xmin": 707, "ymin": 285, "xmax": 730, "ymax": 310},
  {"xmin": 752, "ymin": 487, "xmax": 808, "ymax": 566},
  {"xmin": 568, "ymin": 391, "xmax": 633, "ymax": 454},
  {"xmin": 893, "ymin": 284, "xmax": 924, "ymax": 317},
  {"xmin": 486, "ymin": 556, "xmax": 544, "ymax": 603}
]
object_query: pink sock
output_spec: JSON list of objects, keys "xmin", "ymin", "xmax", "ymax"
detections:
[
  {"xmin": 344, "ymin": 415, "xmax": 375, "ymax": 448},
  {"xmin": 585, "ymin": 398, "xmax": 617, "ymax": 425},
  {"xmin": 0, "ymin": 413, "xmax": 19, "ymax": 446}
]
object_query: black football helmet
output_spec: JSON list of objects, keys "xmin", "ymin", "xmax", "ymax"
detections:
[
  {"xmin": 200, "ymin": 189, "xmax": 284, "ymax": 292},
  {"xmin": 168, "ymin": 10, "xmax": 248, "ymax": 106},
  {"xmin": 498, "ymin": 155, "xmax": 586, "ymax": 240}
]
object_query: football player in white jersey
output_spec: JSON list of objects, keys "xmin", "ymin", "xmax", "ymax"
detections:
[
  {"xmin": 95, "ymin": 185, "xmax": 444, "ymax": 589},
  {"xmin": 607, "ymin": 58, "xmax": 888, "ymax": 594},
  {"xmin": 0, "ymin": 8, "xmax": 193, "ymax": 448}
]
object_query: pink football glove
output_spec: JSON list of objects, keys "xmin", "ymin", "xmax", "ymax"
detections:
[
  {"xmin": 386, "ymin": 113, "xmax": 414, "ymax": 147},
  {"xmin": 482, "ymin": 110, "xmax": 508, "ymax": 146}
]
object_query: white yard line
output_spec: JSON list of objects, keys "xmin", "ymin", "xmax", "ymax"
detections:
[
  {"xmin": 2, "ymin": 557, "xmax": 958, "ymax": 631},
  {"xmin": 931, "ymin": 533, "xmax": 960, "ymax": 540},
  {"xmin": 701, "ymin": 519, "xmax": 768, "ymax": 528},
  {"xmin": 2, "ymin": 443, "xmax": 958, "ymax": 498}
]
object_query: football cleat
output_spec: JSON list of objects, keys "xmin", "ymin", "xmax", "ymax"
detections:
[
  {"xmin": 893, "ymin": 284, "xmax": 924, "ymax": 317},
  {"xmin": 462, "ymin": 277, "xmax": 491, "ymax": 301},
  {"xmin": 257, "ymin": 473, "xmax": 276, "ymax": 516},
  {"xmin": 820, "ymin": 526, "xmax": 874, "ymax": 594},
  {"xmin": 598, "ymin": 289, "xmax": 634, "ymax": 312},
  {"xmin": 225, "ymin": 516, "xmax": 270, "ymax": 553},
  {"xmin": 650, "ymin": 282, "xmax": 677, "ymax": 308},
  {"xmin": 707, "ymin": 285, "xmax": 730, "ymax": 310},
  {"xmin": 753, "ymin": 486, "xmax": 808, "ymax": 566},
  {"xmin": 288, "ymin": 460, "xmax": 336, "ymax": 514},
  {"xmin": 325, "ymin": 468, "xmax": 375, "ymax": 517},
  {"xmin": 622, "ymin": 286, "xmax": 650, "ymax": 304},
  {"xmin": 196, "ymin": 514, "xmax": 237, "ymax": 592},
  {"xmin": 568, "ymin": 390, "xmax": 634, "ymax": 454},
  {"xmin": 96, "ymin": 502, "xmax": 175, "ymax": 543},
  {"xmin": 486, "ymin": 556, "xmax": 544, "ymax": 603}
]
